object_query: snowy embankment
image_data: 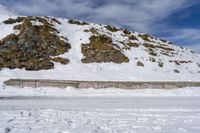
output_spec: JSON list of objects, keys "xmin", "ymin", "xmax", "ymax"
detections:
[{"xmin": 1, "ymin": 85, "xmax": 200, "ymax": 97}]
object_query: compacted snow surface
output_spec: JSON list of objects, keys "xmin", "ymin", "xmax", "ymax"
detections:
[{"xmin": 0, "ymin": 86, "xmax": 200, "ymax": 133}]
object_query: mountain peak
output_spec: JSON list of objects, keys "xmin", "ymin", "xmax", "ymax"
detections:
[{"xmin": 0, "ymin": 4, "xmax": 17, "ymax": 22}]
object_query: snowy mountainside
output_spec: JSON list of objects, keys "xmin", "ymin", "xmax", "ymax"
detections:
[{"xmin": 0, "ymin": 15, "xmax": 199, "ymax": 82}]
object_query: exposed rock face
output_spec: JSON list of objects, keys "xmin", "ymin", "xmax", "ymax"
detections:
[
  {"xmin": 0, "ymin": 17, "xmax": 71, "ymax": 70},
  {"xmin": 137, "ymin": 61, "xmax": 144, "ymax": 67},
  {"xmin": 105, "ymin": 25, "xmax": 120, "ymax": 32},
  {"xmin": 81, "ymin": 35, "xmax": 129, "ymax": 63},
  {"xmin": 68, "ymin": 19, "xmax": 89, "ymax": 25}
]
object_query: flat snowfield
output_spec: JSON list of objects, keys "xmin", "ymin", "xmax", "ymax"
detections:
[{"xmin": 0, "ymin": 87, "xmax": 200, "ymax": 133}]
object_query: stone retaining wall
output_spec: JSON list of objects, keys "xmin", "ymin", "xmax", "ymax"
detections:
[{"xmin": 4, "ymin": 79, "xmax": 200, "ymax": 89}]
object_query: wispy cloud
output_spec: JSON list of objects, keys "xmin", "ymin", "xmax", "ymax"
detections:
[
  {"xmin": 185, "ymin": 44, "xmax": 200, "ymax": 53},
  {"xmin": 168, "ymin": 29, "xmax": 200, "ymax": 41},
  {"xmin": 1, "ymin": 0, "xmax": 197, "ymax": 32},
  {"xmin": 164, "ymin": 28, "xmax": 200, "ymax": 52}
]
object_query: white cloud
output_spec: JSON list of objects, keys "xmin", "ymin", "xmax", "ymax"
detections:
[
  {"xmin": 160, "ymin": 28, "xmax": 200, "ymax": 53},
  {"xmin": 6, "ymin": 0, "xmax": 198, "ymax": 32},
  {"xmin": 167, "ymin": 29, "xmax": 200, "ymax": 41}
]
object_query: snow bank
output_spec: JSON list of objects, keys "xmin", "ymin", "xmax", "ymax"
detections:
[{"xmin": 1, "ymin": 85, "xmax": 200, "ymax": 97}]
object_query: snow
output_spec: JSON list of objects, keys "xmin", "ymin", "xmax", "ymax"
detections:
[
  {"xmin": 0, "ymin": 17, "xmax": 20, "ymax": 40},
  {"xmin": 1, "ymin": 85, "xmax": 200, "ymax": 97},
  {"xmin": 0, "ymin": 107, "xmax": 199, "ymax": 133},
  {"xmin": 0, "ymin": 86, "xmax": 200, "ymax": 133}
]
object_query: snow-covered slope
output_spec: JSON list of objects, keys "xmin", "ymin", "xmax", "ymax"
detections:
[
  {"xmin": 0, "ymin": 4, "xmax": 16, "ymax": 22},
  {"xmin": 0, "ymin": 15, "xmax": 199, "ymax": 82}
]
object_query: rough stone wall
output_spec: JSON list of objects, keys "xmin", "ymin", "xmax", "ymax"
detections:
[{"xmin": 4, "ymin": 79, "xmax": 200, "ymax": 89}]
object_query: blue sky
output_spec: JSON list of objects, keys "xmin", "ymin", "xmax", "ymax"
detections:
[{"xmin": 0, "ymin": 0, "xmax": 200, "ymax": 52}]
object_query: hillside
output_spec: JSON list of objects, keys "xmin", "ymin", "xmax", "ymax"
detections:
[{"xmin": 0, "ymin": 6, "xmax": 199, "ymax": 82}]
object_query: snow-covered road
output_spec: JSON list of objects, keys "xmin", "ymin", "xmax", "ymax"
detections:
[
  {"xmin": 0, "ymin": 96, "xmax": 200, "ymax": 110},
  {"xmin": 0, "ymin": 94, "xmax": 200, "ymax": 133}
]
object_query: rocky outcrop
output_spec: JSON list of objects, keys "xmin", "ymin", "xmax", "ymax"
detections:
[
  {"xmin": 0, "ymin": 17, "xmax": 71, "ymax": 70},
  {"xmin": 81, "ymin": 34, "xmax": 129, "ymax": 63},
  {"xmin": 68, "ymin": 19, "xmax": 89, "ymax": 25},
  {"xmin": 137, "ymin": 61, "xmax": 144, "ymax": 67}
]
